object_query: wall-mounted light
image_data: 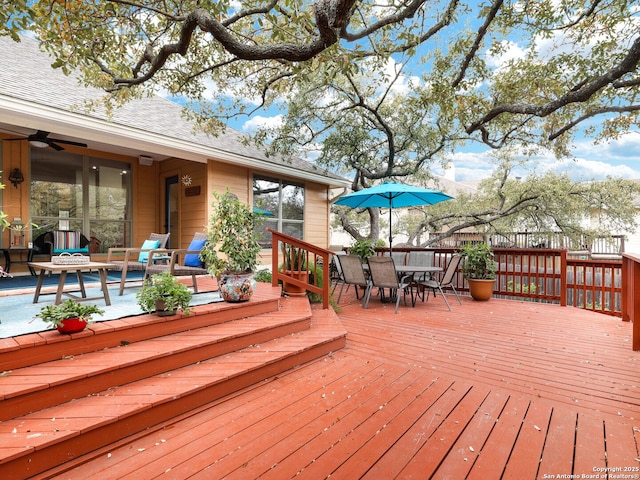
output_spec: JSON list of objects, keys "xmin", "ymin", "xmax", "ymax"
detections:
[
  {"xmin": 138, "ymin": 155, "xmax": 154, "ymax": 166},
  {"xmin": 8, "ymin": 168, "xmax": 24, "ymax": 188}
]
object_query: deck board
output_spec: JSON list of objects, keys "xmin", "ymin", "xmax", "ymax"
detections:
[
  {"xmin": 573, "ymin": 415, "xmax": 606, "ymax": 474},
  {"xmin": 501, "ymin": 401, "xmax": 552, "ymax": 478},
  {"xmin": 466, "ymin": 395, "xmax": 530, "ymax": 479},
  {"xmin": 395, "ymin": 384, "xmax": 491, "ymax": 479},
  {"xmin": 31, "ymin": 290, "xmax": 640, "ymax": 479},
  {"xmin": 432, "ymin": 390, "xmax": 512, "ymax": 479},
  {"xmin": 537, "ymin": 408, "xmax": 577, "ymax": 475}
]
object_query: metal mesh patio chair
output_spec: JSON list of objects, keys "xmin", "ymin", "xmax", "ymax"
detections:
[
  {"xmin": 334, "ymin": 254, "xmax": 370, "ymax": 304},
  {"xmin": 330, "ymin": 252, "xmax": 345, "ymax": 296},
  {"xmin": 417, "ymin": 254, "xmax": 463, "ymax": 311},
  {"xmin": 406, "ymin": 250, "xmax": 436, "ymax": 285},
  {"xmin": 364, "ymin": 256, "xmax": 415, "ymax": 313}
]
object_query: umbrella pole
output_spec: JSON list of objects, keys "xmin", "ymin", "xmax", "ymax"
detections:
[{"xmin": 389, "ymin": 208, "xmax": 393, "ymax": 255}]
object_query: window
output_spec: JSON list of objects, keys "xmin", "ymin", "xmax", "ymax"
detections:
[
  {"xmin": 30, "ymin": 148, "xmax": 132, "ymax": 252},
  {"xmin": 253, "ymin": 175, "xmax": 304, "ymax": 248}
]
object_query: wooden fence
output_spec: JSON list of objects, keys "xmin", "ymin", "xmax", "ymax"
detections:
[{"xmin": 432, "ymin": 232, "xmax": 625, "ymax": 256}]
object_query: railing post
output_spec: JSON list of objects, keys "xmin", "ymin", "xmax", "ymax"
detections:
[
  {"xmin": 271, "ymin": 235, "xmax": 281, "ymax": 291},
  {"xmin": 560, "ymin": 250, "xmax": 567, "ymax": 307},
  {"xmin": 621, "ymin": 254, "xmax": 640, "ymax": 350}
]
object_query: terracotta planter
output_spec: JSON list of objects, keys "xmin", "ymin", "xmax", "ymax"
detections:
[
  {"xmin": 56, "ymin": 317, "xmax": 88, "ymax": 334},
  {"xmin": 219, "ymin": 273, "xmax": 256, "ymax": 302},
  {"xmin": 467, "ymin": 278, "xmax": 495, "ymax": 301},
  {"xmin": 282, "ymin": 270, "xmax": 309, "ymax": 296}
]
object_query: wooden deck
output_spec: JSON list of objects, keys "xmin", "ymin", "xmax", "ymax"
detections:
[{"xmin": 26, "ymin": 286, "xmax": 640, "ymax": 480}]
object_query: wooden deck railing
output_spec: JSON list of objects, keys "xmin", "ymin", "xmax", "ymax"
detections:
[
  {"xmin": 268, "ymin": 229, "xmax": 332, "ymax": 309},
  {"xmin": 375, "ymin": 246, "xmax": 625, "ymax": 317},
  {"xmin": 622, "ymin": 253, "xmax": 640, "ymax": 350},
  {"xmin": 264, "ymin": 236, "xmax": 626, "ymax": 317}
]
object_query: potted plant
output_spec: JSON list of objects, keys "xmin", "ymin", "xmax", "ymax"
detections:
[
  {"xmin": 136, "ymin": 271, "xmax": 192, "ymax": 316},
  {"xmin": 35, "ymin": 299, "xmax": 105, "ymax": 334},
  {"xmin": 280, "ymin": 243, "xmax": 309, "ymax": 296},
  {"xmin": 348, "ymin": 238, "xmax": 376, "ymax": 262},
  {"xmin": 200, "ymin": 190, "xmax": 264, "ymax": 302},
  {"xmin": 460, "ymin": 242, "xmax": 497, "ymax": 301}
]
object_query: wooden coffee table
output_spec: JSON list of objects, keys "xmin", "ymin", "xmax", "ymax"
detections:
[{"xmin": 28, "ymin": 261, "xmax": 115, "ymax": 305}]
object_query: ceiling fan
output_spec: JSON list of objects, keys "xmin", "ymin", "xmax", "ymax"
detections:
[{"xmin": 4, "ymin": 130, "xmax": 88, "ymax": 151}]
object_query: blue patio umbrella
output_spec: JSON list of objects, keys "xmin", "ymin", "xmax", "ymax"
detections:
[
  {"xmin": 253, "ymin": 207, "xmax": 274, "ymax": 217},
  {"xmin": 335, "ymin": 182, "xmax": 454, "ymax": 252}
]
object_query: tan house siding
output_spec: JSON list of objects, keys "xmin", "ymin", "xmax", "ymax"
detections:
[
  {"xmin": 207, "ymin": 161, "xmax": 249, "ymax": 204},
  {"xmin": 134, "ymin": 160, "xmax": 161, "ymax": 248},
  {"xmin": 0, "ymin": 138, "xmax": 29, "ymax": 247},
  {"xmin": 304, "ymin": 182, "xmax": 330, "ymax": 249}
]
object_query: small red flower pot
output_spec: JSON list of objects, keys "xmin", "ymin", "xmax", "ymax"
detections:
[{"xmin": 56, "ymin": 317, "xmax": 88, "ymax": 334}]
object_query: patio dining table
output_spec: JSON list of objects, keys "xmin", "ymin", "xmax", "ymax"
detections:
[
  {"xmin": 395, "ymin": 265, "xmax": 442, "ymax": 277},
  {"xmin": 364, "ymin": 264, "xmax": 442, "ymax": 276}
]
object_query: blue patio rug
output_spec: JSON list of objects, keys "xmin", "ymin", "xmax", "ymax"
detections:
[
  {"xmin": 0, "ymin": 282, "xmax": 223, "ymax": 339},
  {"xmin": 0, "ymin": 271, "xmax": 145, "ymax": 292}
]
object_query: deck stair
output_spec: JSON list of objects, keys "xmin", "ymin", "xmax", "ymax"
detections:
[{"xmin": 0, "ymin": 284, "xmax": 347, "ymax": 479}]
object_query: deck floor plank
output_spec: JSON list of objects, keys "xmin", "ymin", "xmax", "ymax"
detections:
[
  {"xmin": 465, "ymin": 395, "xmax": 531, "ymax": 479},
  {"xmin": 601, "ymin": 415, "xmax": 640, "ymax": 472},
  {"xmin": 228, "ymin": 366, "xmax": 422, "ymax": 480},
  {"xmin": 428, "ymin": 389, "xmax": 511, "ymax": 479},
  {"xmin": 394, "ymin": 384, "xmax": 492, "ymax": 479},
  {"xmin": 501, "ymin": 400, "xmax": 552, "ymax": 479},
  {"xmin": 358, "ymin": 381, "xmax": 473, "ymax": 479},
  {"xmin": 573, "ymin": 414, "xmax": 607, "ymax": 475},
  {"xmin": 537, "ymin": 408, "xmax": 578, "ymax": 476}
]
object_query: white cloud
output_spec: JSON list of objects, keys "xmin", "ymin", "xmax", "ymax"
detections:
[
  {"xmin": 486, "ymin": 40, "xmax": 525, "ymax": 69},
  {"xmin": 241, "ymin": 114, "xmax": 284, "ymax": 133},
  {"xmin": 382, "ymin": 57, "xmax": 421, "ymax": 96},
  {"xmin": 445, "ymin": 151, "xmax": 495, "ymax": 182}
]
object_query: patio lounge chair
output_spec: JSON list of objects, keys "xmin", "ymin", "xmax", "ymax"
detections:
[
  {"xmin": 144, "ymin": 232, "xmax": 209, "ymax": 293},
  {"xmin": 364, "ymin": 256, "xmax": 415, "ymax": 313},
  {"xmin": 334, "ymin": 254, "xmax": 370, "ymax": 304},
  {"xmin": 417, "ymin": 254, "xmax": 463, "ymax": 311},
  {"xmin": 106, "ymin": 232, "xmax": 171, "ymax": 295}
]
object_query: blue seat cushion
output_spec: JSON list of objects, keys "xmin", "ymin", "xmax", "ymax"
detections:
[
  {"xmin": 53, "ymin": 247, "xmax": 89, "ymax": 254},
  {"xmin": 138, "ymin": 239, "xmax": 161, "ymax": 263},
  {"xmin": 184, "ymin": 238, "xmax": 207, "ymax": 267}
]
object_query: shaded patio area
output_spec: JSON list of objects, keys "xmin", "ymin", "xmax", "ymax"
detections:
[{"xmin": 40, "ymin": 286, "xmax": 640, "ymax": 479}]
